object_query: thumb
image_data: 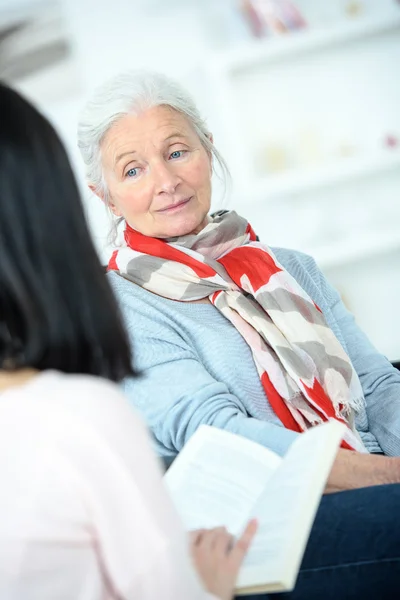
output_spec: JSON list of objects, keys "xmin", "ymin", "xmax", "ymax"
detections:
[{"xmin": 229, "ymin": 519, "xmax": 258, "ymax": 574}]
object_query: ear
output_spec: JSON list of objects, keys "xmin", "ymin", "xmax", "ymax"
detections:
[
  {"xmin": 88, "ymin": 184, "xmax": 123, "ymax": 217},
  {"xmin": 108, "ymin": 203, "xmax": 123, "ymax": 217},
  {"xmin": 89, "ymin": 183, "xmax": 102, "ymax": 200}
]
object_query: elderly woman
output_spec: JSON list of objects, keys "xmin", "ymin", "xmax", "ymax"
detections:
[
  {"xmin": 78, "ymin": 70, "xmax": 400, "ymax": 488},
  {"xmin": 78, "ymin": 72, "xmax": 400, "ymax": 468},
  {"xmin": 75, "ymin": 70, "xmax": 400, "ymax": 598}
]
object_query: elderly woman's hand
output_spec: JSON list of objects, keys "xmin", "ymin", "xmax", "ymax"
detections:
[
  {"xmin": 189, "ymin": 520, "xmax": 258, "ymax": 600},
  {"xmin": 326, "ymin": 448, "xmax": 400, "ymax": 493}
]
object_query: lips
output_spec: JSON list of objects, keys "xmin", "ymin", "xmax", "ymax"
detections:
[{"xmin": 157, "ymin": 197, "xmax": 192, "ymax": 213}]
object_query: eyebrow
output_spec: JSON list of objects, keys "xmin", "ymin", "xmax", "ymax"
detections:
[
  {"xmin": 114, "ymin": 132, "xmax": 188, "ymax": 165},
  {"xmin": 115, "ymin": 150, "xmax": 137, "ymax": 165},
  {"xmin": 164, "ymin": 132, "xmax": 187, "ymax": 142}
]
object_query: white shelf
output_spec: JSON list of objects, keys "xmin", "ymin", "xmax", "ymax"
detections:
[
  {"xmin": 312, "ymin": 230, "xmax": 400, "ymax": 270},
  {"xmin": 212, "ymin": 13, "xmax": 400, "ymax": 74},
  {"xmin": 14, "ymin": 56, "xmax": 81, "ymax": 105},
  {"xmin": 0, "ymin": 0, "xmax": 52, "ymax": 29},
  {"xmin": 241, "ymin": 151, "xmax": 400, "ymax": 203}
]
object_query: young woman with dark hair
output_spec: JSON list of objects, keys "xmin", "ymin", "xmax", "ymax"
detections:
[
  {"xmin": 0, "ymin": 83, "xmax": 255, "ymax": 600},
  {"xmin": 0, "ymin": 84, "xmax": 133, "ymax": 380}
]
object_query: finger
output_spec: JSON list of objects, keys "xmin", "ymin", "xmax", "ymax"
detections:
[
  {"xmin": 214, "ymin": 527, "xmax": 234, "ymax": 554},
  {"xmin": 211, "ymin": 526, "xmax": 228, "ymax": 548},
  {"xmin": 199, "ymin": 527, "xmax": 225, "ymax": 551},
  {"xmin": 229, "ymin": 520, "xmax": 258, "ymax": 572},
  {"xmin": 189, "ymin": 529, "xmax": 207, "ymax": 546}
]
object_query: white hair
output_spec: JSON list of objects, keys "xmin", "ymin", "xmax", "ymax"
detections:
[{"xmin": 77, "ymin": 70, "xmax": 230, "ymax": 241}]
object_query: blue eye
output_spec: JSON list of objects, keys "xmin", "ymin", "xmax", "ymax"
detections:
[
  {"xmin": 126, "ymin": 167, "xmax": 138, "ymax": 178},
  {"xmin": 170, "ymin": 150, "xmax": 184, "ymax": 159}
]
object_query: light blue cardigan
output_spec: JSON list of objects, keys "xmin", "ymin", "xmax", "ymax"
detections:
[{"xmin": 108, "ymin": 247, "xmax": 400, "ymax": 463}]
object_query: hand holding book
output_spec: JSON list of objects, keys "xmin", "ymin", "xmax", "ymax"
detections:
[
  {"xmin": 190, "ymin": 520, "xmax": 258, "ymax": 600},
  {"xmin": 165, "ymin": 421, "xmax": 345, "ymax": 594}
]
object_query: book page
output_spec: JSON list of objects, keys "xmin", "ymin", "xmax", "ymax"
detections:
[
  {"xmin": 237, "ymin": 421, "xmax": 344, "ymax": 592},
  {"xmin": 164, "ymin": 425, "xmax": 282, "ymax": 536}
]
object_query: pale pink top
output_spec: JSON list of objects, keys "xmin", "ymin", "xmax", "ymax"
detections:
[{"xmin": 0, "ymin": 371, "xmax": 217, "ymax": 600}]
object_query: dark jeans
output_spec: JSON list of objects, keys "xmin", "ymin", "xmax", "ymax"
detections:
[{"xmin": 241, "ymin": 483, "xmax": 400, "ymax": 600}]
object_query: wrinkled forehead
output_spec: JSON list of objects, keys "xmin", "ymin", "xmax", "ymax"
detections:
[{"xmin": 100, "ymin": 105, "xmax": 198, "ymax": 163}]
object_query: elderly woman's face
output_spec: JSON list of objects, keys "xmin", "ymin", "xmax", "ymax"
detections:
[{"xmin": 100, "ymin": 105, "xmax": 212, "ymax": 238}]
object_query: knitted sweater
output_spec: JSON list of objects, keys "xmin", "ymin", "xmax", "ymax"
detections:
[{"xmin": 108, "ymin": 247, "xmax": 400, "ymax": 463}]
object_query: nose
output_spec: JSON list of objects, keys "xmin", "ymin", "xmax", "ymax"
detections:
[{"xmin": 152, "ymin": 160, "xmax": 181, "ymax": 195}]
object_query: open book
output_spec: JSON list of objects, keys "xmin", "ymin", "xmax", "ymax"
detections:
[{"xmin": 164, "ymin": 421, "xmax": 344, "ymax": 595}]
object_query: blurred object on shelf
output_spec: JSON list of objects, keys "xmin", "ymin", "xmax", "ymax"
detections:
[
  {"xmin": 205, "ymin": 0, "xmax": 400, "ymax": 55},
  {"xmin": 254, "ymin": 124, "xmax": 400, "ymax": 177},
  {"xmin": 240, "ymin": 0, "xmax": 307, "ymax": 38},
  {"xmin": 345, "ymin": 1, "xmax": 364, "ymax": 18},
  {"xmin": 241, "ymin": 0, "xmax": 264, "ymax": 37},
  {"xmin": 258, "ymin": 142, "xmax": 290, "ymax": 174},
  {"xmin": 336, "ymin": 140, "xmax": 357, "ymax": 158},
  {"xmin": 296, "ymin": 128, "xmax": 323, "ymax": 166},
  {"xmin": 290, "ymin": 0, "xmax": 399, "ymax": 27},
  {"xmin": 384, "ymin": 133, "xmax": 399, "ymax": 148}
]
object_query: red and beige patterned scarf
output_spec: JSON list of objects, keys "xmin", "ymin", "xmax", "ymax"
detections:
[{"xmin": 109, "ymin": 211, "xmax": 365, "ymax": 452}]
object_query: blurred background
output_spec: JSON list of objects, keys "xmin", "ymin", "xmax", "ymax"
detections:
[{"xmin": 1, "ymin": 0, "xmax": 399, "ymax": 359}]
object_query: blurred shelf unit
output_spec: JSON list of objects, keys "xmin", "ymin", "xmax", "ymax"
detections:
[
  {"xmin": 13, "ymin": 57, "xmax": 81, "ymax": 105},
  {"xmin": 0, "ymin": 0, "xmax": 53, "ymax": 29},
  {"xmin": 247, "ymin": 149, "xmax": 400, "ymax": 203},
  {"xmin": 204, "ymin": 8, "xmax": 400, "ymax": 271},
  {"xmin": 0, "ymin": 0, "xmax": 81, "ymax": 105},
  {"xmin": 313, "ymin": 230, "xmax": 400, "ymax": 271},
  {"xmin": 207, "ymin": 12, "xmax": 400, "ymax": 180},
  {"xmin": 211, "ymin": 13, "xmax": 400, "ymax": 75}
]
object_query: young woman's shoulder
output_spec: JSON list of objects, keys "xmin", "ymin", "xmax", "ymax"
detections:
[{"xmin": 0, "ymin": 371, "xmax": 146, "ymax": 446}]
